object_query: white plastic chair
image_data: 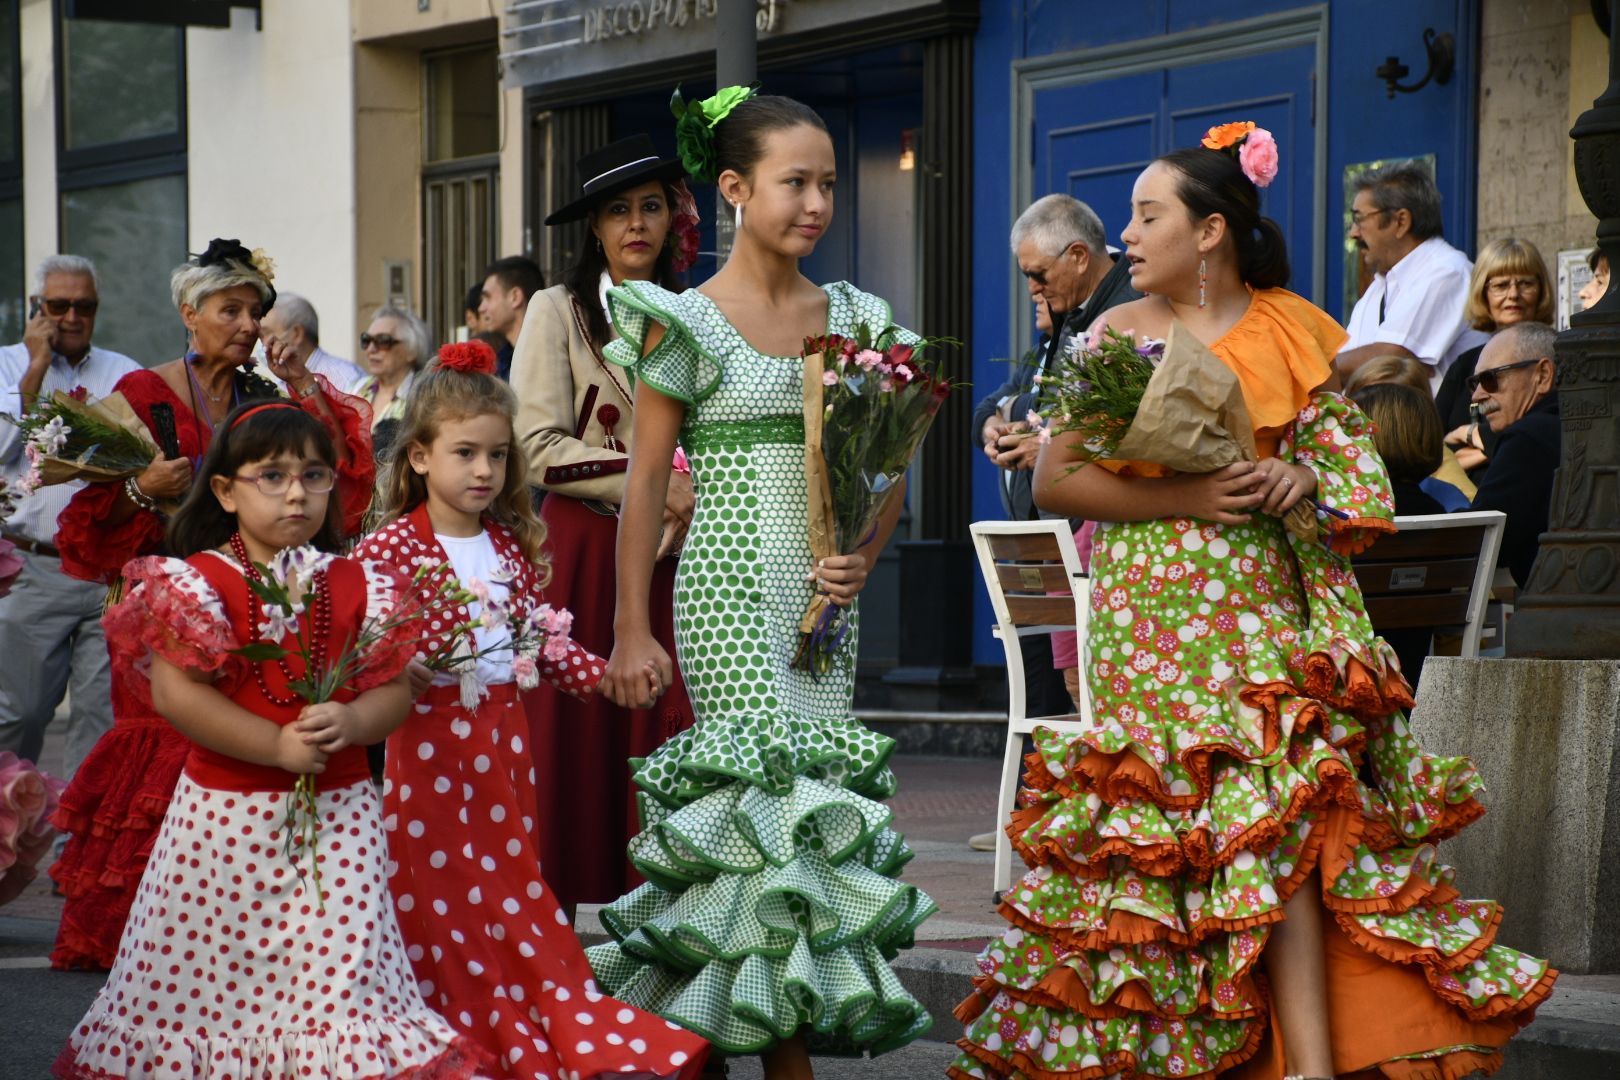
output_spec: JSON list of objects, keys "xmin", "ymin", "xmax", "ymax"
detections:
[{"xmin": 969, "ymin": 519, "xmax": 1095, "ymax": 898}]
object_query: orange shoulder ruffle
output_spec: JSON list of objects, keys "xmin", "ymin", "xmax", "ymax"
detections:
[{"xmin": 1211, "ymin": 287, "xmax": 1345, "ymax": 433}]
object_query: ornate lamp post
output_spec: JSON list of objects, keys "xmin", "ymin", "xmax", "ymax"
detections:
[{"xmin": 1507, "ymin": 13, "xmax": 1620, "ymax": 658}]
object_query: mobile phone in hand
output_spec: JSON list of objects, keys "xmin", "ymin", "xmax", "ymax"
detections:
[{"xmin": 28, "ymin": 297, "xmax": 41, "ymax": 320}]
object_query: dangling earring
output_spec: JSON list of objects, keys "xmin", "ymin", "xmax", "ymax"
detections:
[
  {"xmin": 595, "ymin": 236, "xmax": 603, "ymax": 253},
  {"xmin": 734, "ymin": 201, "xmax": 743, "ymax": 231},
  {"xmin": 1198, "ymin": 257, "xmax": 1208, "ymax": 309}
]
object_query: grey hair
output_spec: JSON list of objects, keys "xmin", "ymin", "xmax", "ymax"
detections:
[
  {"xmin": 1354, "ymin": 160, "xmax": 1444, "ymax": 240},
  {"xmin": 1010, "ymin": 194, "xmax": 1108, "ymax": 259},
  {"xmin": 34, "ymin": 254, "xmax": 100, "ymax": 294},
  {"xmin": 170, "ymin": 259, "xmax": 274, "ymax": 314},
  {"xmin": 370, "ymin": 305, "xmax": 432, "ymax": 370},
  {"xmin": 1492, "ymin": 321, "xmax": 1558, "ymax": 365},
  {"xmin": 274, "ymin": 292, "xmax": 320, "ymax": 344}
]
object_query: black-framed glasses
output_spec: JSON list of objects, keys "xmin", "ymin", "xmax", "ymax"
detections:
[
  {"xmin": 1466, "ymin": 357, "xmax": 1544, "ymax": 394},
  {"xmin": 33, "ymin": 297, "xmax": 99, "ymax": 317},
  {"xmin": 360, "ymin": 332, "xmax": 399, "ymax": 350},
  {"xmin": 233, "ymin": 466, "xmax": 336, "ymax": 496},
  {"xmin": 1485, "ymin": 276, "xmax": 1540, "ymax": 297}
]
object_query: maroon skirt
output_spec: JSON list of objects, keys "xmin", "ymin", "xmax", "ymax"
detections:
[{"xmin": 525, "ymin": 492, "xmax": 694, "ymax": 914}]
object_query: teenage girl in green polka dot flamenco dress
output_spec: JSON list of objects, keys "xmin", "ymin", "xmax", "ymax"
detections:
[
  {"xmin": 586, "ymin": 90, "xmax": 936, "ymax": 1078},
  {"xmin": 950, "ymin": 133, "xmax": 1556, "ymax": 1080}
]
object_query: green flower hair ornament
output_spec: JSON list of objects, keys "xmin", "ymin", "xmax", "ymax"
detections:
[{"xmin": 671, "ymin": 84, "xmax": 759, "ymax": 184}]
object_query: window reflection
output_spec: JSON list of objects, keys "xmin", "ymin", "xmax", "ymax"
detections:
[
  {"xmin": 62, "ymin": 18, "xmax": 181, "ymax": 150},
  {"xmin": 61, "ymin": 175, "xmax": 188, "ymax": 364}
]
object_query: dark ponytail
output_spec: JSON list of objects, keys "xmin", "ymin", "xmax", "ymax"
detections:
[
  {"xmin": 712, "ymin": 95, "xmax": 827, "ymax": 179},
  {"xmin": 1156, "ymin": 147, "xmax": 1291, "ymax": 290}
]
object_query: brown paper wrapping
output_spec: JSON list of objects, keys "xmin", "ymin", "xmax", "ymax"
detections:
[
  {"xmin": 1112, "ymin": 321, "xmax": 1316, "ymax": 541},
  {"xmin": 34, "ymin": 390, "xmax": 163, "ymax": 487},
  {"xmin": 799, "ymin": 351, "xmax": 837, "ymax": 635}
]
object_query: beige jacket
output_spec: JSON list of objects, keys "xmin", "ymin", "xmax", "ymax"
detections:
[{"xmin": 512, "ymin": 284, "xmax": 636, "ymax": 504}]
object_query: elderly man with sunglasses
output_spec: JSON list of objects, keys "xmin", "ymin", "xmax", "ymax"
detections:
[
  {"xmin": 1466, "ymin": 321, "xmax": 1560, "ymax": 588},
  {"xmin": 0, "ymin": 254, "xmax": 139, "ymax": 784}
]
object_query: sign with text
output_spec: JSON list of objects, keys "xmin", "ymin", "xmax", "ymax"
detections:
[{"xmin": 504, "ymin": 0, "xmax": 950, "ymax": 90}]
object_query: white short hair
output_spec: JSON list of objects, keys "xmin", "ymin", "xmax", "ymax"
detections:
[
  {"xmin": 34, "ymin": 254, "xmax": 100, "ymax": 294},
  {"xmin": 273, "ymin": 292, "xmax": 320, "ymax": 344},
  {"xmin": 170, "ymin": 259, "xmax": 274, "ymax": 314},
  {"xmin": 370, "ymin": 305, "xmax": 433, "ymax": 370},
  {"xmin": 1010, "ymin": 194, "xmax": 1108, "ymax": 259}
]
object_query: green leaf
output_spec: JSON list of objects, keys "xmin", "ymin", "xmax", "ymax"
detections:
[
  {"xmin": 244, "ymin": 576, "xmax": 285, "ymax": 604},
  {"xmin": 233, "ymin": 642, "xmax": 289, "ymax": 661}
]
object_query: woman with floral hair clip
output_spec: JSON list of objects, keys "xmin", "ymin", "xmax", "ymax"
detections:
[
  {"xmin": 511, "ymin": 133, "xmax": 703, "ymax": 915},
  {"xmin": 951, "ymin": 124, "xmax": 1555, "ymax": 1080}
]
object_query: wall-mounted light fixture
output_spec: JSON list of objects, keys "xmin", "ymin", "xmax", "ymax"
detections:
[
  {"xmin": 899, "ymin": 129, "xmax": 916, "ymax": 172},
  {"xmin": 1375, "ymin": 28, "xmax": 1455, "ymax": 99}
]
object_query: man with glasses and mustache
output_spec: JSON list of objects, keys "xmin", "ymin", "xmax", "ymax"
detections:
[
  {"xmin": 1338, "ymin": 161, "xmax": 1485, "ymax": 390},
  {"xmin": 0, "ymin": 255, "xmax": 139, "ymax": 787},
  {"xmin": 1466, "ymin": 321, "xmax": 1560, "ymax": 588}
]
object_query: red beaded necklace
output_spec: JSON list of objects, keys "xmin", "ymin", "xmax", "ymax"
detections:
[{"xmin": 229, "ymin": 532, "xmax": 332, "ymax": 707}]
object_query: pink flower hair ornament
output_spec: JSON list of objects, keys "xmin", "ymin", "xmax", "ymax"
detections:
[{"xmin": 1200, "ymin": 121, "xmax": 1278, "ymax": 189}]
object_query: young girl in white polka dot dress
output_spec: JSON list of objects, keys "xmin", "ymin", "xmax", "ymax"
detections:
[
  {"xmin": 356, "ymin": 341, "xmax": 709, "ymax": 1080},
  {"xmin": 55, "ymin": 401, "xmax": 491, "ymax": 1079}
]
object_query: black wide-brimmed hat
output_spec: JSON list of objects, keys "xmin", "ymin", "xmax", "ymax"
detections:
[{"xmin": 543, "ymin": 134, "xmax": 688, "ymax": 225}]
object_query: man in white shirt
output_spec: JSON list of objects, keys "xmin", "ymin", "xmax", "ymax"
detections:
[
  {"xmin": 0, "ymin": 255, "xmax": 140, "ymax": 781},
  {"xmin": 259, "ymin": 293, "xmax": 362, "ymax": 393},
  {"xmin": 1338, "ymin": 161, "xmax": 1486, "ymax": 391}
]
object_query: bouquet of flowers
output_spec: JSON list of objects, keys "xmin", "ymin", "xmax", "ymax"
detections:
[
  {"xmin": 1032, "ymin": 321, "xmax": 1342, "ymax": 539},
  {"xmin": 411, "ymin": 554, "xmax": 577, "ymax": 710},
  {"xmin": 4, "ymin": 389, "xmax": 160, "ymax": 489},
  {"xmin": 794, "ymin": 325, "xmax": 958, "ymax": 675},
  {"xmin": 232, "ymin": 548, "xmax": 473, "ymax": 911}
]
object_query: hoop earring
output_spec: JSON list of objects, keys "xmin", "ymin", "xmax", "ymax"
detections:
[
  {"xmin": 596, "ymin": 237, "xmax": 603, "ymax": 253},
  {"xmin": 1198, "ymin": 257, "xmax": 1208, "ymax": 309},
  {"xmin": 734, "ymin": 202, "xmax": 743, "ymax": 231}
]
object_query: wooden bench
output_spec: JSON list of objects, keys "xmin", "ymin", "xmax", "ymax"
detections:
[{"xmin": 1351, "ymin": 511, "xmax": 1506, "ymax": 659}]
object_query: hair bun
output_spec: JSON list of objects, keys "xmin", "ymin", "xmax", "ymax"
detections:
[{"xmin": 437, "ymin": 340, "xmax": 498, "ymax": 375}]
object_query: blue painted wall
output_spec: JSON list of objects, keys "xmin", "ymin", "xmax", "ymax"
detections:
[{"xmin": 967, "ymin": 0, "xmax": 1480, "ymax": 665}]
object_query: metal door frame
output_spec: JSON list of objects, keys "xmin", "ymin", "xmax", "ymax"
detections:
[{"xmin": 1009, "ymin": 4, "xmax": 1330, "ymax": 360}]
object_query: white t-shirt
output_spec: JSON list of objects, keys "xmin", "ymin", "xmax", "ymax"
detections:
[
  {"xmin": 1343, "ymin": 236, "xmax": 1487, "ymax": 392},
  {"xmin": 435, "ymin": 530, "xmax": 513, "ymax": 686}
]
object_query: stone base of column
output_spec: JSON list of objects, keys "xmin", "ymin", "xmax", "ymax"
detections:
[{"xmin": 1408, "ymin": 657, "xmax": 1620, "ymax": 973}]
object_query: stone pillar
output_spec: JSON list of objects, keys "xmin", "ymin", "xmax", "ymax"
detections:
[
  {"xmin": 1508, "ymin": 18, "xmax": 1620, "ymax": 658},
  {"xmin": 1408, "ymin": 657, "xmax": 1620, "ymax": 973}
]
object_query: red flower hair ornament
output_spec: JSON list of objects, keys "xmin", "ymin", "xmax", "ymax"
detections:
[{"xmin": 437, "ymin": 340, "xmax": 498, "ymax": 375}]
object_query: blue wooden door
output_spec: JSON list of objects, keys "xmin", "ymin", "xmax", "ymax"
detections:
[{"xmin": 1033, "ymin": 42, "xmax": 1318, "ymax": 299}]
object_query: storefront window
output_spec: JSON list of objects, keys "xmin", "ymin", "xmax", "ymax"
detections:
[
  {"xmin": 1, "ymin": 0, "xmax": 21, "ymax": 344},
  {"xmin": 425, "ymin": 46, "xmax": 499, "ymax": 163},
  {"xmin": 56, "ymin": 13, "xmax": 186, "ymax": 365},
  {"xmin": 61, "ymin": 174, "xmax": 187, "ymax": 363},
  {"xmin": 61, "ymin": 16, "xmax": 182, "ymax": 151}
]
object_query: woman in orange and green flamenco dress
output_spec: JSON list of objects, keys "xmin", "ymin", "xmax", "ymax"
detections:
[{"xmin": 949, "ymin": 125, "xmax": 1556, "ymax": 1080}]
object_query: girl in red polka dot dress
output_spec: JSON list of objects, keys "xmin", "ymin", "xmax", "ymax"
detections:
[
  {"xmin": 355, "ymin": 341, "xmax": 709, "ymax": 1080},
  {"xmin": 54, "ymin": 402, "xmax": 492, "ymax": 1079}
]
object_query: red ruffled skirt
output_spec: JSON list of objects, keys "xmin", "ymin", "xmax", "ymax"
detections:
[
  {"xmin": 49, "ymin": 665, "xmax": 189, "ymax": 970},
  {"xmin": 526, "ymin": 493, "xmax": 695, "ymax": 913}
]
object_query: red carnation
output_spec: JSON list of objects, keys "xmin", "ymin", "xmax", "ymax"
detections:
[{"xmin": 438, "ymin": 340, "xmax": 497, "ymax": 375}]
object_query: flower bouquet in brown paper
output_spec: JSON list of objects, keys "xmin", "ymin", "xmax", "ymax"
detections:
[
  {"xmin": 6, "ymin": 389, "xmax": 163, "ymax": 488},
  {"xmin": 1037, "ymin": 321, "xmax": 1339, "ymax": 540},
  {"xmin": 794, "ymin": 326, "xmax": 959, "ymax": 675}
]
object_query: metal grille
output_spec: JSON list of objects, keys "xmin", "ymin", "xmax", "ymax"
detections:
[{"xmin": 423, "ymin": 160, "xmax": 498, "ymax": 345}]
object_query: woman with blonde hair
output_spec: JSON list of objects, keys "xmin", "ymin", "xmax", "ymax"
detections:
[{"xmin": 1434, "ymin": 237, "xmax": 1553, "ymax": 477}]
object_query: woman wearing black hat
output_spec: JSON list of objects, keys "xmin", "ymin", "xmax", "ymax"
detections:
[{"xmin": 511, "ymin": 134, "xmax": 701, "ymax": 916}]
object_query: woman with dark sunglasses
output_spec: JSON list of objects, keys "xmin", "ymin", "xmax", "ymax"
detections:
[{"xmin": 352, "ymin": 305, "xmax": 431, "ymax": 461}]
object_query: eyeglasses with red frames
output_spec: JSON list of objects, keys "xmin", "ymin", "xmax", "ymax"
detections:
[
  {"xmin": 232, "ymin": 466, "xmax": 336, "ymax": 497},
  {"xmin": 1466, "ymin": 357, "xmax": 1545, "ymax": 394}
]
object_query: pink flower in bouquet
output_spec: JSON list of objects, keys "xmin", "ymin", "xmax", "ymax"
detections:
[
  {"xmin": 467, "ymin": 577, "xmax": 492, "ymax": 606},
  {"xmin": 1238, "ymin": 127, "xmax": 1278, "ymax": 188},
  {"xmin": 879, "ymin": 378, "xmax": 894, "ymax": 392},
  {"xmin": 0, "ymin": 752, "xmax": 64, "ymax": 907},
  {"xmin": 821, "ymin": 368, "xmax": 839, "ymax": 387},
  {"xmin": 512, "ymin": 655, "xmax": 539, "ymax": 690},
  {"xmin": 854, "ymin": 348, "xmax": 884, "ymax": 371},
  {"xmin": 0, "ymin": 538, "xmax": 21, "ymax": 601}
]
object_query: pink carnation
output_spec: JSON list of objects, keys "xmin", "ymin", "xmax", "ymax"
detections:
[
  {"xmin": 1239, "ymin": 128, "xmax": 1278, "ymax": 188},
  {"xmin": 821, "ymin": 369, "xmax": 838, "ymax": 386},
  {"xmin": 512, "ymin": 655, "xmax": 539, "ymax": 690},
  {"xmin": 854, "ymin": 349, "xmax": 884, "ymax": 370}
]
